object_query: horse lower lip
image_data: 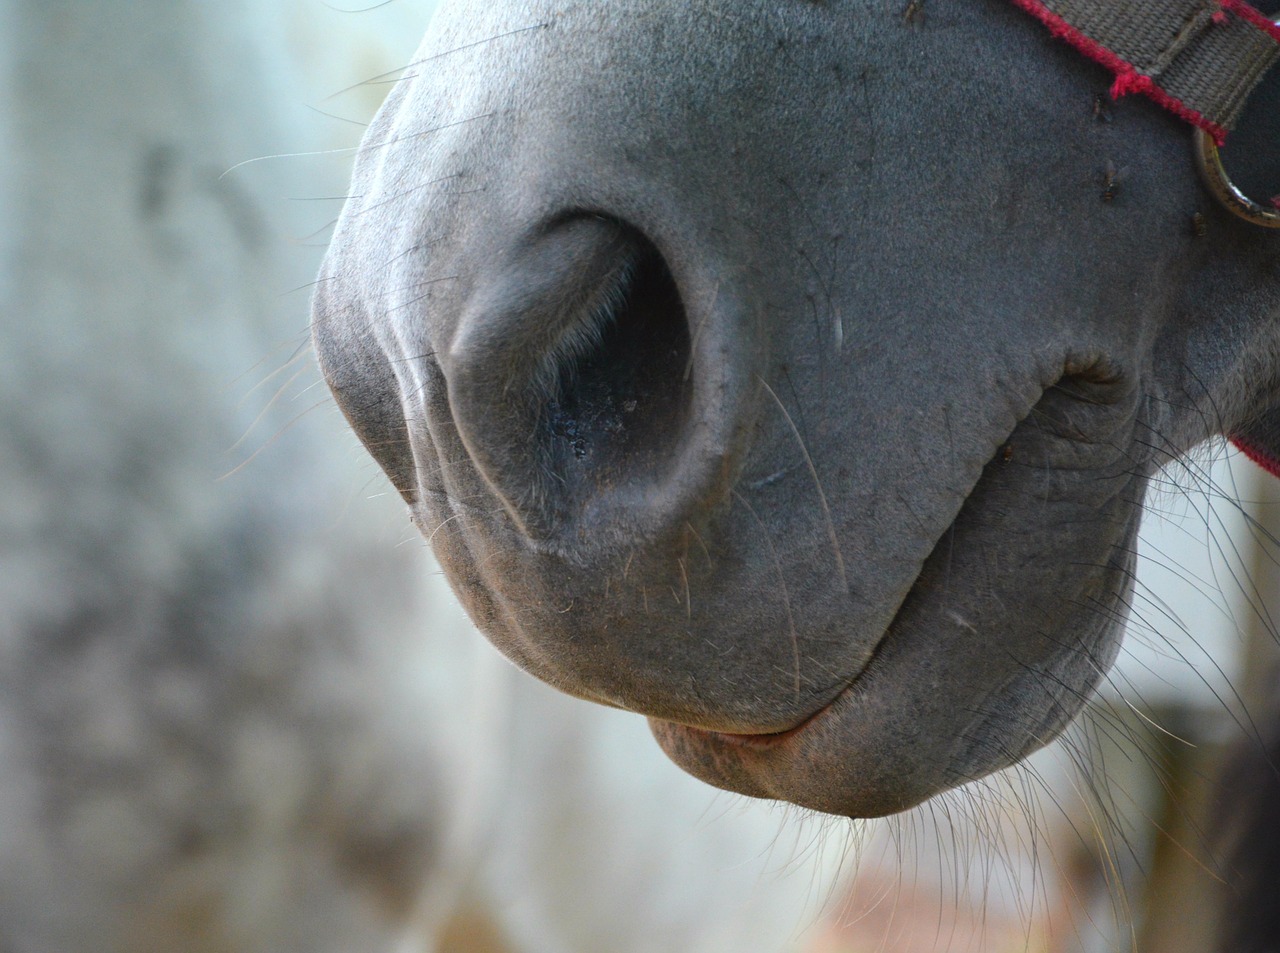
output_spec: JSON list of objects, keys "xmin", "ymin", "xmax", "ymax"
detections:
[{"xmin": 674, "ymin": 700, "xmax": 832, "ymax": 750}]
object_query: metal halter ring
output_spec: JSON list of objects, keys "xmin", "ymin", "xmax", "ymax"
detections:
[{"xmin": 1194, "ymin": 128, "xmax": 1280, "ymax": 229}]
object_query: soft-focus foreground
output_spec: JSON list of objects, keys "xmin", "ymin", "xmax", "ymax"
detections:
[{"xmin": 0, "ymin": 2, "xmax": 843, "ymax": 950}]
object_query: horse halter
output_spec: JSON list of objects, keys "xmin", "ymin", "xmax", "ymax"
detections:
[{"xmin": 1010, "ymin": 0, "xmax": 1280, "ymax": 227}]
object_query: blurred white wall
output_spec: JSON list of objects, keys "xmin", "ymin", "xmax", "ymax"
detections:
[{"xmin": 1118, "ymin": 447, "xmax": 1252, "ymax": 712}]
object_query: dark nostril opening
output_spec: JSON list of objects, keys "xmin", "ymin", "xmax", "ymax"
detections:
[
  {"xmin": 541, "ymin": 237, "xmax": 692, "ymax": 492},
  {"xmin": 446, "ymin": 214, "xmax": 728, "ymax": 546}
]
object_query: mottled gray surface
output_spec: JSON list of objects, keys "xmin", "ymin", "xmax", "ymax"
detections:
[
  {"xmin": 0, "ymin": 2, "xmax": 845, "ymax": 950},
  {"xmin": 0, "ymin": 3, "xmax": 470, "ymax": 949},
  {"xmin": 315, "ymin": 0, "xmax": 1280, "ymax": 818}
]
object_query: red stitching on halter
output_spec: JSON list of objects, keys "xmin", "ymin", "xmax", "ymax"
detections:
[
  {"xmin": 1005, "ymin": 0, "xmax": 1280, "ymax": 145},
  {"xmin": 1220, "ymin": 0, "xmax": 1280, "ymax": 41},
  {"xmin": 1232, "ymin": 432, "xmax": 1280, "ymax": 477},
  {"xmin": 1199, "ymin": 0, "xmax": 1280, "ymax": 470},
  {"xmin": 1006, "ymin": 0, "xmax": 1280, "ymax": 473}
]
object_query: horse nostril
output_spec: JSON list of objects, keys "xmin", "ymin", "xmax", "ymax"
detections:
[
  {"xmin": 545, "ymin": 241, "xmax": 691, "ymax": 495},
  {"xmin": 443, "ymin": 216, "xmax": 696, "ymax": 546}
]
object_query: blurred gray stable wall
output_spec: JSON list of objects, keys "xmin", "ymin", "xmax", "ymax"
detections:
[{"xmin": 0, "ymin": 2, "xmax": 492, "ymax": 950}]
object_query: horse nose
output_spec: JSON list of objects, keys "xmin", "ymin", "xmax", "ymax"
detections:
[{"xmin": 442, "ymin": 215, "xmax": 755, "ymax": 553}]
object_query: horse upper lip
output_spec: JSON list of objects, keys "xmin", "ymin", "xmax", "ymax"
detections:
[{"xmin": 658, "ymin": 591, "xmax": 913, "ymax": 743}]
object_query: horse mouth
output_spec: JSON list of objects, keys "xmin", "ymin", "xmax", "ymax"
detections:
[
  {"xmin": 648, "ymin": 371, "xmax": 1143, "ymax": 819},
  {"xmin": 646, "ymin": 670, "xmax": 901, "ymax": 815},
  {"xmin": 653, "ymin": 607, "xmax": 900, "ymax": 749},
  {"xmin": 668, "ymin": 696, "xmax": 836, "ymax": 749},
  {"xmin": 647, "ymin": 585, "xmax": 910, "ymax": 817}
]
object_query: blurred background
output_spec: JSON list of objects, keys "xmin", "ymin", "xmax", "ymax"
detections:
[{"xmin": 1, "ymin": 2, "xmax": 1274, "ymax": 951}]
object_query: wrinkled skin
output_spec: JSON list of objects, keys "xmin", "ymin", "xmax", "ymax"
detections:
[{"xmin": 314, "ymin": 0, "xmax": 1280, "ymax": 818}]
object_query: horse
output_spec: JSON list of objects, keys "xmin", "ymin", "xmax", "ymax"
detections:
[
  {"xmin": 313, "ymin": 0, "xmax": 1280, "ymax": 946},
  {"xmin": 0, "ymin": 1, "xmax": 844, "ymax": 950}
]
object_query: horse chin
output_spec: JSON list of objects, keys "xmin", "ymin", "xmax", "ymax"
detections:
[
  {"xmin": 648, "ymin": 598, "xmax": 1122, "ymax": 820},
  {"xmin": 642, "ymin": 437, "xmax": 1136, "ymax": 818}
]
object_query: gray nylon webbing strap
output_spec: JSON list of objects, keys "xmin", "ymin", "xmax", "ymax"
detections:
[{"xmin": 1019, "ymin": 0, "xmax": 1280, "ymax": 137}]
